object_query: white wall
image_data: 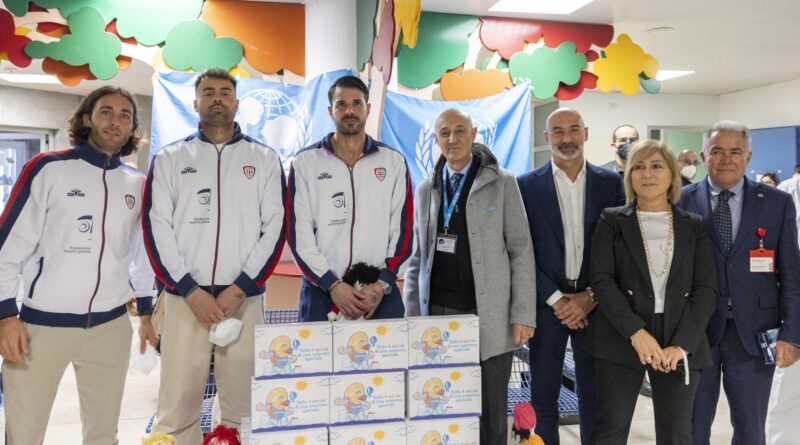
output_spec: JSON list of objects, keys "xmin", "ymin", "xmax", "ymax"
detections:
[
  {"xmin": 720, "ymin": 78, "xmax": 800, "ymax": 129},
  {"xmin": 0, "ymin": 86, "xmax": 152, "ymax": 169},
  {"xmin": 565, "ymin": 91, "xmax": 720, "ymax": 165}
]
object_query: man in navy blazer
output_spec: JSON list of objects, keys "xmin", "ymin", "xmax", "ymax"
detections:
[
  {"xmin": 677, "ymin": 120, "xmax": 800, "ymax": 445},
  {"xmin": 517, "ymin": 108, "xmax": 625, "ymax": 444}
]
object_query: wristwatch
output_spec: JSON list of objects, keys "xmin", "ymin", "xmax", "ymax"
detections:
[
  {"xmin": 377, "ymin": 279, "xmax": 392, "ymax": 295},
  {"xmin": 586, "ymin": 287, "xmax": 597, "ymax": 304}
]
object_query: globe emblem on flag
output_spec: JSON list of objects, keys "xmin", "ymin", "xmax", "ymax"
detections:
[
  {"xmin": 414, "ymin": 118, "xmax": 497, "ymax": 176},
  {"xmin": 238, "ymin": 89, "xmax": 312, "ymax": 171}
]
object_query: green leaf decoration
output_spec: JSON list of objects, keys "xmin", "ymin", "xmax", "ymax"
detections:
[
  {"xmin": 356, "ymin": 0, "xmax": 378, "ymax": 71},
  {"xmin": 640, "ymin": 73, "xmax": 661, "ymax": 94},
  {"xmin": 7, "ymin": 0, "xmax": 203, "ymax": 45},
  {"xmin": 396, "ymin": 11, "xmax": 479, "ymax": 88},
  {"xmin": 24, "ymin": 7, "xmax": 121, "ymax": 80},
  {"xmin": 509, "ymin": 42, "xmax": 587, "ymax": 100},
  {"xmin": 162, "ymin": 20, "xmax": 243, "ymax": 72}
]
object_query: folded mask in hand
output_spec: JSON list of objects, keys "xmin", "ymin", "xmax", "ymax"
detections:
[{"xmin": 209, "ymin": 318, "xmax": 244, "ymax": 347}]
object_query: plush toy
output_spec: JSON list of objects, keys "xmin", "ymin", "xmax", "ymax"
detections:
[
  {"xmin": 141, "ymin": 432, "xmax": 176, "ymax": 445},
  {"xmin": 201, "ymin": 424, "xmax": 241, "ymax": 445},
  {"xmin": 511, "ymin": 402, "xmax": 545, "ymax": 445},
  {"xmin": 327, "ymin": 262, "xmax": 382, "ymax": 321}
]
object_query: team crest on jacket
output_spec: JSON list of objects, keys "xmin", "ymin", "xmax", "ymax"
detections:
[
  {"xmin": 243, "ymin": 165, "xmax": 256, "ymax": 179},
  {"xmin": 374, "ymin": 167, "xmax": 386, "ymax": 181},
  {"xmin": 124, "ymin": 194, "xmax": 135, "ymax": 209}
]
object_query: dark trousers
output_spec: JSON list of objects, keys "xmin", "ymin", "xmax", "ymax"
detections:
[
  {"xmin": 591, "ymin": 315, "xmax": 701, "ymax": 445},
  {"xmin": 529, "ymin": 304, "xmax": 596, "ymax": 445},
  {"xmin": 298, "ymin": 278, "xmax": 405, "ymax": 321},
  {"xmin": 591, "ymin": 358, "xmax": 701, "ymax": 445},
  {"xmin": 692, "ymin": 318, "xmax": 775, "ymax": 445},
  {"xmin": 430, "ymin": 304, "xmax": 513, "ymax": 445}
]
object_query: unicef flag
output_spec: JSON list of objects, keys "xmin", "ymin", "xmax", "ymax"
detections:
[
  {"xmin": 150, "ymin": 69, "xmax": 354, "ymax": 170},
  {"xmin": 380, "ymin": 84, "xmax": 532, "ymax": 187}
]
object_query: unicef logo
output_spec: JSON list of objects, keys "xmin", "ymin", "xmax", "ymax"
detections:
[
  {"xmin": 238, "ymin": 89, "xmax": 312, "ymax": 171},
  {"xmin": 414, "ymin": 118, "xmax": 498, "ymax": 177}
]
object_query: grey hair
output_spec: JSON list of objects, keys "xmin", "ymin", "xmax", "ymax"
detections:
[{"xmin": 703, "ymin": 120, "xmax": 751, "ymax": 153}]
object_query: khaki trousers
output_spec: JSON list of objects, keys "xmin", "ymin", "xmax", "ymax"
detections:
[
  {"xmin": 153, "ymin": 293, "xmax": 262, "ymax": 445},
  {"xmin": 2, "ymin": 315, "xmax": 133, "ymax": 445}
]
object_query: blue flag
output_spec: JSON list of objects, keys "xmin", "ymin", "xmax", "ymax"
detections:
[
  {"xmin": 149, "ymin": 69, "xmax": 354, "ymax": 171},
  {"xmin": 380, "ymin": 84, "xmax": 532, "ymax": 187}
]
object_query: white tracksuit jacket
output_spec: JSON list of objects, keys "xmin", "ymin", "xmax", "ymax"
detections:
[
  {"xmin": 142, "ymin": 124, "xmax": 285, "ymax": 297},
  {"xmin": 0, "ymin": 143, "xmax": 154, "ymax": 327},
  {"xmin": 286, "ymin": 133, "xmax": 414, "ymax": 290}
]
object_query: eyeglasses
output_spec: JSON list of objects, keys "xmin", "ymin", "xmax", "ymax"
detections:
[{"xmin": 616, "ymin": 137, "xmax": 639, "ymax": 144}]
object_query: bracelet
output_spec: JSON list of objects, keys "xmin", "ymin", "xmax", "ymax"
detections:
[{"xmin": 329, "ymin": 280, "xmax": 343, "ymax": 292}]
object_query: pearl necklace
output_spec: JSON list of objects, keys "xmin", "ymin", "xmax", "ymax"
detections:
[{"xmin": 635, "ymin": 206, "xmax": 674, "ymax": 279}]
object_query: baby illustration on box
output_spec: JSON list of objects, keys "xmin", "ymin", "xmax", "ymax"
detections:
[
  {"xmin": 255, "ymin": 387, "xmax": 295, "ymax": 428},
  {"xmin": 334, "ymin": 383, "xmax": 373, "ymax": 421},
  {"xmin": 338, "ymin": 331, "xmax": 375, "ymax": 370},
  {"xmin": 412, "ymin": 327, "xmax": 448, "ymax": 365},
  {"xmin": 413, "ymin": 377, "xmax": 450, "ymax": 416},
  {"xmin": 258, "ymin": 335, "xmax": 299, "ymax": 375},
  {"xmin": 420, "ymin": 431, "xmax": 444, "ymax": 445}
]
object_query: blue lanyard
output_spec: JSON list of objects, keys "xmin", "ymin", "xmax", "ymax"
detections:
[{"xmin": 442, "ymin": 172, "xmax": 466, "ymax": 233}]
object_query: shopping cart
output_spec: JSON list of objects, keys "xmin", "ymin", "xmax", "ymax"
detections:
[{"xmin": 508, "ymin": 344, "xmax": 581, "ymax": 424}]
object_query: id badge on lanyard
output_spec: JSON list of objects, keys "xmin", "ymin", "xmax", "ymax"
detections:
[
  {"xmin": 437, "ymin": 172, "xmax": 465, "ymax": 255},
  {"xmin": 750, "ymin": 227, "xmax": 775, "ymax": 273}
]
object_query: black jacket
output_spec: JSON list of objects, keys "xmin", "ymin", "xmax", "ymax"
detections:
[{"xmin": 586, "ymin": 203, "xmax": 718, "ymax": 369}]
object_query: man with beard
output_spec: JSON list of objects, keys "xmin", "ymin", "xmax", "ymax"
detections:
[
  {"xmin": 287, "ymin": 75, "xmax": 413, "ymax": 321},
  {"xmin": 0, "ymin": 86, "xmax": 155, "ymax": 444},
  {"xmin": 517, "ymin": 108, "xmax": 624, "ymax": 444},
  {"xmin": 143, "ymin": 68, "xmax": 285, "ymax": 443},
  {"xmin": 602, "ymin": 124, "xmax": 639, "ymax": 176}
]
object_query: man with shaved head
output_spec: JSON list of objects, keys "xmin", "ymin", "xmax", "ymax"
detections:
[
  {"xmin": 404, "ymin": 108, "xmax": 537, "ymax": 444},
  {"xmin": 517, "ymin": 107, "xmax": 624, "ymax": 444}
]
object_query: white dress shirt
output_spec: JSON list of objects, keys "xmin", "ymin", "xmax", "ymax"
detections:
[
  {"xmin": 547, "ymin": 159, "xmax": 587, "ymax": 306},
  {"xmin": 639, "ymin": 211, "xmax": 673, "ymax": 314}
]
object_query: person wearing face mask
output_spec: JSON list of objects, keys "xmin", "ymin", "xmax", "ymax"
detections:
[
  {"xmin": 602, "ymin": 124, "xmax": 640, "ymax": 176},
  {"xmin": 678, "ymin": 150, "xmax": 700, "ymax": 186}
]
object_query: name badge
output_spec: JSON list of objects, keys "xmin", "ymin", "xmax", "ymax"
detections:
[
  {"xmin": 436, "ymin": 233, "xmax": 457, "ymax": 254},
  {"xmin": 750, "ymin": 248, "xmax": 775, "ymax": 273}
]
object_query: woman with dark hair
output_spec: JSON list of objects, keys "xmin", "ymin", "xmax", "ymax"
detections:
[{"xmin": 586, "ymin": 140, "xmax": 717, "ymax": 444}]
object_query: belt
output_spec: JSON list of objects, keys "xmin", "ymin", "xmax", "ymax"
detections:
[{"xmin": 567, "ymin": 279, "xmax": 578, "ymax": 292}]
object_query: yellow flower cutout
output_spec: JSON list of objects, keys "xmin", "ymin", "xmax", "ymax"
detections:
[
  {"xmin": 448, "ymin": 321, "xmax": 460, "ymax": 331},
  {"xmin": 296, "ymin": 380, "xmax": 308, "ymax": 391},
  {"xmin": 294, "ymin": 437, "xmax": 306, "ymax": 445},
  {"xmin": 374, "ymin": 430, "xmax": 386, "ymax": 440},
  {"xmin": 298, "ymin": 328, "xmax": 311, "ymax": 340},
  {"xmin": 449, "ymin": 423, "xmax": 460, "ymax": 434},
  {"xmin": 376, "ymin": 325, "xmax": 388, "ymax": 336},
  {"xmin": 593, "ymin": 33, "xmax": 660, "ymax": 96},
  {"xmin": 450, "ymin": 371, "xmax": 461, "ymax": 381},
  {"xmin": 373, "ymin": 376, "xmax": 384, "ymax": 386}
]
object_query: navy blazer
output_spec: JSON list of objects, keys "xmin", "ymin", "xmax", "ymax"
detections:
[
  {"xmin": 517, "ymin": 161, "xmax": 624, "ymax": 306},
  {"xmin": 677, "ymin": 178, "xmax": 800, "ymax": 355}
]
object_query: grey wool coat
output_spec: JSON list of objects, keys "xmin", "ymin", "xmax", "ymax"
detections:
[{"xmin": 403, "ymin": 143, "xmax": 537, "ymax": 361}]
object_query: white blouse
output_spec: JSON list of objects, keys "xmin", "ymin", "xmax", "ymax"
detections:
[{"xmin": 638, "ymin": 211, "xmax": 673, "ymax": 314}]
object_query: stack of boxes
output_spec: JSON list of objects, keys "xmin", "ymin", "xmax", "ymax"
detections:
[{"xmin": 246, "ymin": 314, "xmax": 481, "ymax": 444}]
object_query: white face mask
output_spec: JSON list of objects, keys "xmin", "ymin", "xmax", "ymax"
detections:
[{"xmin": 681, "ymin": 165, "xmax": 697, "ymax": 180}]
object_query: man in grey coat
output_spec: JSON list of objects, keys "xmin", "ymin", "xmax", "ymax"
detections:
[{"xmin": 404, "ymin": 108, "xmax": 537, "ymax": 444}]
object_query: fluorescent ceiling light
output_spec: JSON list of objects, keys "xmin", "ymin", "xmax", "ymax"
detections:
[
  {"xmin": 0, "ymin": 74, "xmax": 61, "ymax": 84},
  {"xmin": 655, "ymin": 70, "xmax": 694, "ymax": 81},
  {"xmin": 489, "ymin": 0, "xmax": 595, "ymax": 15}
]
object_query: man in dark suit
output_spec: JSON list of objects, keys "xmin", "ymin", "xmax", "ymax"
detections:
[
  {"xmin": 677, "ymin": 120, "xmax": 800, "ymax": 445},
  {"xmin": 517, "ymin": 108, "xmax": 625, "ymax": 444}
]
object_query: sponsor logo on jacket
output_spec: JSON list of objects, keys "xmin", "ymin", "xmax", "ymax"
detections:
[
  {"xmin": 67, "ymin": 189, "xmax": 85, "ymax": 197},
  {"xmin": 181, "ymin": 166, "xmax": 197, "ymax": 174}
]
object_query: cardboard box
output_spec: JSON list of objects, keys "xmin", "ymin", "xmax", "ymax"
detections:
[
  {"xmin": 331, "ymin": 318, "xmax": 408, "ymax": 373},
  {"xmin": 251, "ymin": 376, "xmax": 330, "ymax": 433},
  {"xmin": 406, "ymin": 315, "xmax": 480, "ymax": 368},
  {"xmin": 404, "ymin": 417, "xmax": 480, "ymax": 445},
  {"xmin": 328, "ymin": 421, "xmax": 407, "ymax": 445},
  {"xmin": 329, "ymin": 371, "xmax": 405, "ymax": 425},
  {"xmin": 249, "ymin": 427, "xmax": 328, "ymax": 445},
  {"xmin": 254, "ymin": 321, "xmax": 333, "ymax": 379},
  {"xmin": 407, "ymin": 367, "xmax": 481, "ymax": 419}
]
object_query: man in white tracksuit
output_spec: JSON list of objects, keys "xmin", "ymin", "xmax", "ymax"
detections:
[
  {"xmin": 287, "ymin": 75, "xmax": 413, "ymax": 321},
  {"xmin": 143, "ymin": 69, "xmax": 285, "ymax": 444},
  {"xmin": 0, "ymin": 86, "xmax": 156, "ymax": 445}
]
